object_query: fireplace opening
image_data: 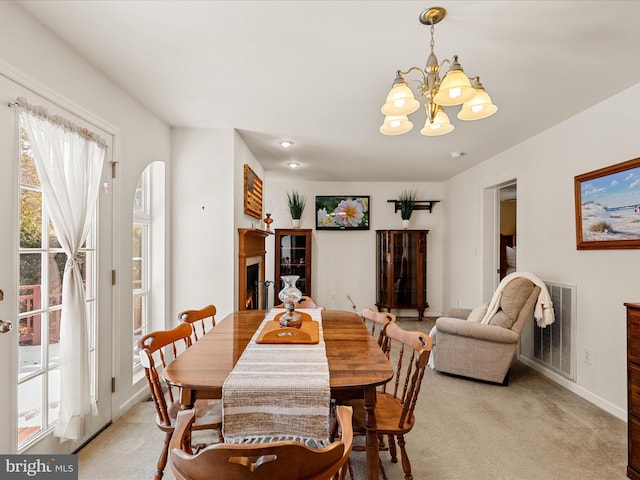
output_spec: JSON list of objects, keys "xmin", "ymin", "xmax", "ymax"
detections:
[
  {"xmin": 245, "ymin": 263, "xmax": 260, "ymax": 310},
  {"xmin": 238, "ymin": 228, "xmax": 272, "ymax": 311}
]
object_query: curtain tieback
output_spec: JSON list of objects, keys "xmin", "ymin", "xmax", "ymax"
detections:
[{"xmin": 65, "ymin": 254, "xmax": 82, "ymax": 269}]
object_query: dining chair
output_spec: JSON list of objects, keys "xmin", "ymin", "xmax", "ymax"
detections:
[
  {"xmin": 178, "ymin": 304, "xmax": 217, "ymax": 342},
  {"xmin": 361, "ymin": 307, "xmax": 396, "ymax": 349},
  {"xmin": 138, "ymin": 322, "xmax": 223, "ymax": 480},
  {"xmin": 275, "ymin": 295, "xmax": 325, "ymax": 310},
  {"xmin": 346, "ymin": 322, "xmax": 431, "ymax": 480},
  {"xmin": 169, "ymin": 405, "xmax": 354, "ymax": 480}
]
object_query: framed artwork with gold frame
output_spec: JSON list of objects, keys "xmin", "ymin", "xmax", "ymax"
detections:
[
  {"xmin": 575, "ymin": 157, "xmax": 640, "ymax": 250},
  {"xmin": 244, "ymin": 164, "xmax": 263, "ymax": 219}
]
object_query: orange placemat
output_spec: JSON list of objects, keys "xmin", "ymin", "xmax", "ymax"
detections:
[{"xmin": 256, "ymin": 313, "xmax": 319, "ymax": 344}]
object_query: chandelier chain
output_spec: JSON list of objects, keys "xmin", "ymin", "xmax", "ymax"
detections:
[{"xmin": 429, "ymin": 23, "xmax": 435, "ymax": 52}]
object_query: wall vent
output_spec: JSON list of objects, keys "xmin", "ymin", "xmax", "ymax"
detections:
[{"xmin": 523, "ymin": 281, "xmax": 577, "ymax": 381}]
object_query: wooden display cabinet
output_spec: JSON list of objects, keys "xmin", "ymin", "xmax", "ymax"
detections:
[
  {"xmin": 376, "ymin": 229, "xmax": 429, "ymax": 321},
  {"xmin": 627, "ymin": 302, "xmax": 640, "ymax": 479},
  {"xmin": 274, "ymin": 229, "xmax": 312, "ymax": 296}
]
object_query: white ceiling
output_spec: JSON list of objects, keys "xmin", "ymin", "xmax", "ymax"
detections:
[{"xmin": 16, "ymin": 0, "xmax": 640, "ymax": 182}]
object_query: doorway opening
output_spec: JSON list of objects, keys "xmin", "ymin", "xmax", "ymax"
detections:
[
  {"xmin": 482, "ymin": 180, "xmax": 517, "ymax": 299},
  {"xmin": 499, "ymin": 184, "xmax": 517, "ymax": 280}
]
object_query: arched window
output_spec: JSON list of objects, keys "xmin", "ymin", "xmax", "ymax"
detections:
[{"xmin": 132, "ymin": 162, "xmax": 165, "ymax": 376}]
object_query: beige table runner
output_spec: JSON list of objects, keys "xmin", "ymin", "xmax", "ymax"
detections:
[{"xmin": 222, "ymin": 309, "xmax": 330, "ymax": 443}]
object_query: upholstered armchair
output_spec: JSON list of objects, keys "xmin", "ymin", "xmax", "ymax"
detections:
[{"xmin": 433, "ymin": 276, "xmax": 541, "ymax": 385}]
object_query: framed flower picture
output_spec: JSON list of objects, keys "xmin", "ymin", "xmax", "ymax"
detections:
[
  {"xmin": 315, "ymin": 195, "xmax": 369, "ymax": 230},
  {"xmin": 575, "ymin": 157, "xmax": 640, "ymax": 249}
]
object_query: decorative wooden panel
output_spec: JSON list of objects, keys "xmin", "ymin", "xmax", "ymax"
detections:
[{"xmin": 243, "ymin": 164, "xmax": 262, "ymax": 219}]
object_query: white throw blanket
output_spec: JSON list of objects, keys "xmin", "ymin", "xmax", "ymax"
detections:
[
  {"xmin": 481, "ymin": 272, "xmax": 555, "ymax": 328},
  {"xmin": 222, "ymin": 309, "xmax": 330, "ymax": 443}
]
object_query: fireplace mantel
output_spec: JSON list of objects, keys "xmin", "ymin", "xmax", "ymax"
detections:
[{"xmin": 238, "ymin": 228, "xmax": 273, "ymax": 310}]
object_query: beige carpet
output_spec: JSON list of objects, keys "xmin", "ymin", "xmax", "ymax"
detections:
[{"xmin": 78, "ymin": 318, "xmax": 628, "ymax": 480}]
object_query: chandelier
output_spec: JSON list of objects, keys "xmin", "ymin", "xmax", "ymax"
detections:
[{"xmin": 380, "ymin": 6, "xmax": 497, "ymax": 137}]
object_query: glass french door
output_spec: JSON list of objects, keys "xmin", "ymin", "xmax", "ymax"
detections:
[{"xmin": 0, "ymin": 73, "xmax": 113, "ymax": 454}]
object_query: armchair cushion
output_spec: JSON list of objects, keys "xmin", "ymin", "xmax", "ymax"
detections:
[
  {"xmin": 445, "ymin": 307, "xmax": 473, "ymax": 320},
  {"xmin": 487, "ymin": 277, "xmax": 536, "ymax": 329},
  {"xmin": 467, "ymin": 304, "xmax": 488, "ymax": 323}
]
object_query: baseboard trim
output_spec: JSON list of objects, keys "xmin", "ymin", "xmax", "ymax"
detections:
[
  {"xmin": 117, "ymin": 386, "xmax": 151, "ymax": 418},
  {"xmin": 518, "ymin": 356, "xmax": 626, "ymax": 421}
]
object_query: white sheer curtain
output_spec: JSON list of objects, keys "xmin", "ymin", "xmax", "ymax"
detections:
[{"xmin": 18, "ymin": 98, "xmax": 106, "ymax": 442}]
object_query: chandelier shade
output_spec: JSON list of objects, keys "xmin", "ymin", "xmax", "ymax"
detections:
[
  {"xmin": 432, "ymin": 62, "xmax": 476, "ymax": 106},
  {"xmin": 379, "ymin": 115, "xmax": 414, "ymax": 135},
  {"xmin": 381, "ymin": 81, "xmax": 420, "ymax": 116},
  {"xmin": 379, "ymin": 6, "xmax": 497, "ymax": 137},
  {"xmin": 457, "ymin": 79, "xmax": 498, "ymax": 120},
  {"xmin": 420, "ymin": 107, "xmax": 454, "ymax": 136}
]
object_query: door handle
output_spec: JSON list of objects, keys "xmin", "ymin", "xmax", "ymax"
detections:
[{"xmin": 0, "ymin": 290, "xmax": 10, "ymax": 332}]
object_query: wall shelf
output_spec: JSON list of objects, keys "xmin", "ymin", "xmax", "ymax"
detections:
[{"xmin": 387, "ymin": 199, "xmax": 440, "ymax": 214}]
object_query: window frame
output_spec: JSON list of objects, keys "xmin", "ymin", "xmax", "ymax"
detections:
[{"xmin": 132, "ymin": 169, "xmax": 151, "ymax": 374}]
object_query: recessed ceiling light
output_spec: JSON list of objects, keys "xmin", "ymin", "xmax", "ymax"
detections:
[
  {"xmin": 450, "ymin": 151, "xmax": 464, "ymax": 159},
  {"xmin": 286, "ymin": 161, "xmax": 300, "ymax": 168},
  {"xmin": 279, "ymin": 140, "xmax": 294, "ymax": 148}
]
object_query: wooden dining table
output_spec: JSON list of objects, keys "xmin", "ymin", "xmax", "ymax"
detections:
[{"xmin": 163, "ymin": 309, "xmax": 394, "ymax": 480}]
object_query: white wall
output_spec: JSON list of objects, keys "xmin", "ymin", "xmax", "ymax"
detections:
[
  {"xmin": 172, "ymin": 129, "xmax": 264, "ymax": 319},
  {"xmin": 172, "ymin": 128, "xmax": 235, "ymax": 318},
  {"xmin": 234, "ymin": 131, "xmax": 266, "ymax": 232},
  {"xmin": 264, "ymin": 178, "xmax": 445, "ymax": 316},
  {"xmin": 0, "ymin": 2, "xmax": 172, "ymax": 416},
  {"xmin": 444, "ymin": 82, "xmax": 640, "ymax": 419},
  {"xmin": 233, "ymin": 132, "xmax": 266, "ymax": 311}
]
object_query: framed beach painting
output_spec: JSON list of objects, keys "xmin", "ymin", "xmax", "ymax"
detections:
[
  {"xmin": 315, "ymin": 195, "xmax": 370, "ymax": 230},
  {"xmin": 574, "ymin": 157, "xmax": 640, "ymax": 250}
]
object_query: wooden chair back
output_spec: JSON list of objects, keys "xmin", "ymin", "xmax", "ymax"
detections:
[
  {"xmin": 179, "ymin": 304, "xmax": 217, "ymax": 342},
  {"xmin": 275, "ymin": 295, "xmax": 325, "ymax": 310},
  {"xmin": 361, "ymin": 307, "xmax": 396, "ymax": 348},
  {"xmin": 138, "ymin": 323, "xmax": 195, "ymax": 479},
  {"xmin": 380, "ymin": 322, "xmax": 432, "ymax": 430},
  {"xmin": 138, "ymin": 323, "xmax": 223, "ymax": 480},
  {"xmin": 348, "ymin": 323, "xmax": 431, "ymax": 479},
  {"xmin": 169, "ymin": 406, "xmax": 353, "ymax": 480},
  {"xmin": 139, "ymin": 322, "xmax": 193, "ymax": 427}
]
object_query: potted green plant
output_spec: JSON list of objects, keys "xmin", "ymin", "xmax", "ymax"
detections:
[
  {"xmin": 286, "ymin": 190, "xmax": 306, "ymax": 228},
  {"xmin": 398, "ymin": 189, "xmax": 417, "ymax": 229}
]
